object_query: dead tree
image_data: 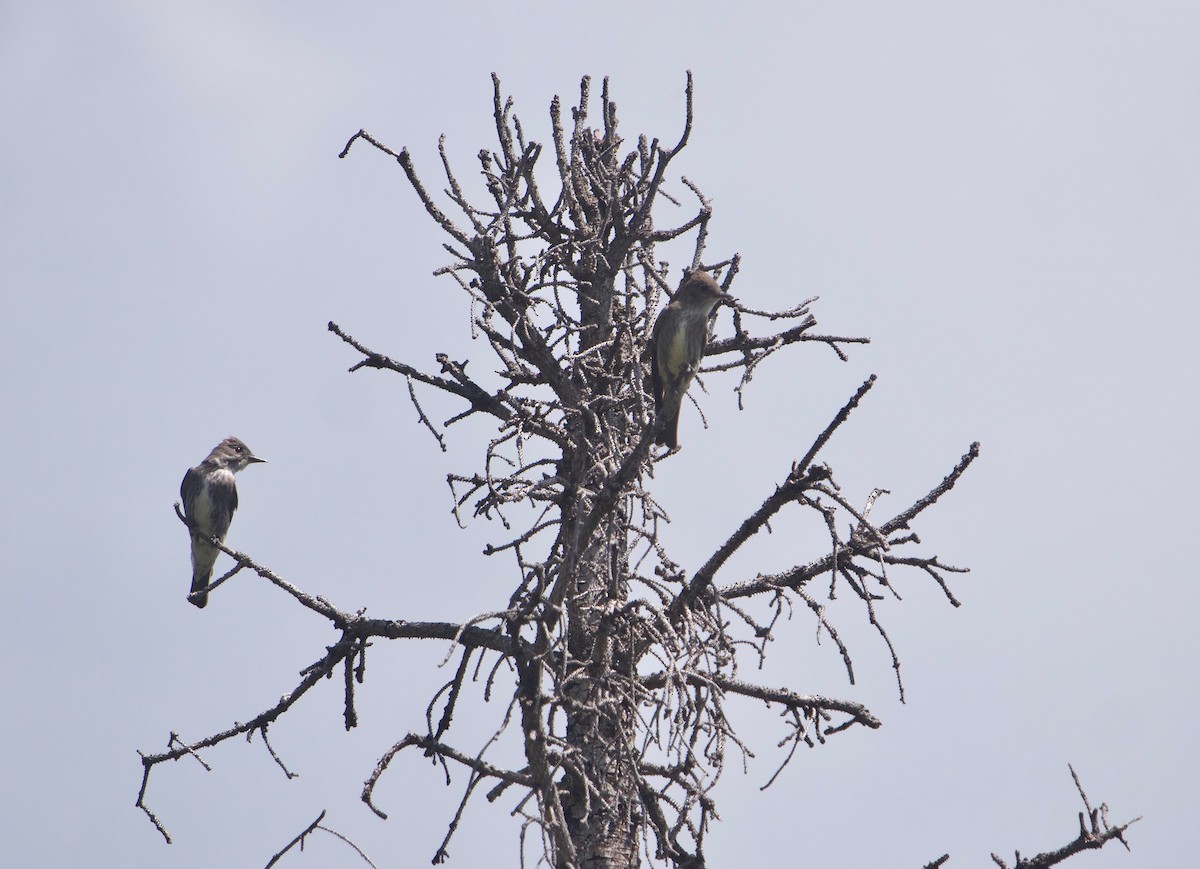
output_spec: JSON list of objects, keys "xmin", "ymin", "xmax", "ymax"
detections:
[{"xmin": 138, "ymin": 74, "xmax": 1136, "ymax": 868}]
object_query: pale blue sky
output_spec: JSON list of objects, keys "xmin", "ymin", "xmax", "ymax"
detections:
[{"xmin": 2, "ymin": 3, "xmax": 1197, "ymax": 866}]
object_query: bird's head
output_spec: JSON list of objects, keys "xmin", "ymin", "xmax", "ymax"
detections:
[
  {"xmin": 676, "ymin": 270, "xmax": 736, "ymax": 311},
  {"xmin": 211, "ymin": 436, "xmax": 266, "ymax": 473}
]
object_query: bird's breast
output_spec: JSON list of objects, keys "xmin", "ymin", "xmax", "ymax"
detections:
[
  {"xmin": 191, "ymin": 470, "xmax": 235, "ymax": 533},
  {"xmin": 663, "ymin": 326, "xmax": 690, "ymax": 376},
  {"xmin": 191, "ymin": 485, "xmax": 214, "ymax": 533}
]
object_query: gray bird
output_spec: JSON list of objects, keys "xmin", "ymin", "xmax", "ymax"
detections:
[
  {"xmin": 180, "ymin": 436, "xmax": 265, "ymax": 608},
  {"xmin": 650, "ymin": 271, "xmax": 732, "ymax": 448}
]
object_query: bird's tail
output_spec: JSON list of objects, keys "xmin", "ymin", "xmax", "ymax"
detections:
[
  {"xmin": 189, "ymin": 570, "xmax": 210, "ymax": 608},
  {"xmin": 189, "ymin": 538, "xmax": 217, "ymax": 608},
  {"xmin": 656, "ymin": 405, "xmax": 680, "ymax": 449}
]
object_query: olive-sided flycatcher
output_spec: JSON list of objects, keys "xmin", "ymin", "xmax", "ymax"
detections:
[
  {"xmin": 650, "ymin": 270, "xmax": 732, "ymax": 449},
  {"xmin": 181, "ymin": 436, "xmax": 265, "ymax": 608}
]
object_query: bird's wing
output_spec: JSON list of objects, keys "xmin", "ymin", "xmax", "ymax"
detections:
[
  {"xmin": 650, "ymin": 312, "xmax": 666, "ymax": 408},
  {"xmin": 180, "ymin": 467, "xmax": 202, "ymax": 511}
]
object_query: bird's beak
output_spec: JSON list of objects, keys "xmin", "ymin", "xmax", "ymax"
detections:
[{"xmin": 248, "ymin": 455, "xmax": 267, "ymax": 464}]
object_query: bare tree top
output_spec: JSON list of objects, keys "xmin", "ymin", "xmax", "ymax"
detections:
[{"xmin": 140, "ymin": 74, "xmax": 1133, "ymax": 869}]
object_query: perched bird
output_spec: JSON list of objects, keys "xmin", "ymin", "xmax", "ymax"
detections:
[
  {"xmin": 180, "ymin": 437, "xmax": 265, "ymax": 608},
  {"xmin": 650, "ymin": 270, "xmax": 733, "ymax": 449}
]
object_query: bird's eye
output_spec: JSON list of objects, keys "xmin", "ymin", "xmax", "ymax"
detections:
[{"xmin": 233, "ymin": 444, "xmax": 243, "ymax": 453}]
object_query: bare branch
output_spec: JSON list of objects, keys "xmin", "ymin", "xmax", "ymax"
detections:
[
  {"xmin": 988, "ymin": 766, "xmax": 1139, "ymax": 868},
  {"xmin": 881, "ymin": 442, "xmax": 982, "ymax": 535},
  {"xmin": 263, "ymin": 810, "xmax": 380, "ymax": 869},
  {"xmin": 640, "ymin": 669, "xmax": 880, "ymax": 729}
]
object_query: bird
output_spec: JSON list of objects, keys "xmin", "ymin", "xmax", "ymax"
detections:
[
  {"xmin": 180, "ymin": 436, "xmax": 265, "ymax": 608},
  {"xmin": 650, "ymin": 270, "xmax": 733, "ymax": 449}
]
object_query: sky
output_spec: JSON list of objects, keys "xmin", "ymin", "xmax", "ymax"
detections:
[{"xmin": 2, "ymin": 2, "xmax": 1197, "ymax": 867}]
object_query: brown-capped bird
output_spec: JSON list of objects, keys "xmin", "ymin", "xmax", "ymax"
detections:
[{"xmin": 650, "ymin": 271, "xmax": 733, "ymax": 449}]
